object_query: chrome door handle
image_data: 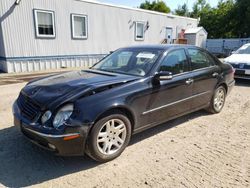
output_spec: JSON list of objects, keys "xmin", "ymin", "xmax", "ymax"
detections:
[
  {"xmin": 212, "ymin": 72, "xmax": 219, "ymax": 77},
  {"xmin": 186, "ymin": 78, "xmax": 194, "ymax": 85}
]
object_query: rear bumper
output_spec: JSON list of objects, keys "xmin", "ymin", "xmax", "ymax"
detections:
[
  {"xmin": 13, "ymin": 102, "xmax": 88, "ymax": 156},
  {"xmin": 227, "ymin": 79, "xmax": 235, "ymax": 95}
]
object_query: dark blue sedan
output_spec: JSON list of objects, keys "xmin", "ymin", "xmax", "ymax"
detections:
[{"xmin": 13, "ymin": 45, "xmax": 235, "ymax": 162}]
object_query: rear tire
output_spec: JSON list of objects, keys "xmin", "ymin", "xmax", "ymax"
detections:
[
  {"xmin": 206, "ymin": 86, "xmax": 226, "ymax": 114},
  {"xmin": 86, "ymin": 112, "xmax": 131, "ymax": 162}
]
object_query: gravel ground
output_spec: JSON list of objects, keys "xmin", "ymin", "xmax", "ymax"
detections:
[{"xmin": 0, "ymin": 80, "xmax": 249, "ymax": 188}]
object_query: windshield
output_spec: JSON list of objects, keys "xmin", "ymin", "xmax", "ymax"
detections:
[
  {"xmin": 91, "ymin": 48, "xmax": 163, "ymax": 76},
  {"xmin": 236, "ymin": 44, "xmax": 250, "ymax": 54}
]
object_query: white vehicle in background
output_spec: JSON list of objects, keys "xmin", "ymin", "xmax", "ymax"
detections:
[{"xmin": 224, "ymin": 43, "xmax": 250, "ymax": 79}]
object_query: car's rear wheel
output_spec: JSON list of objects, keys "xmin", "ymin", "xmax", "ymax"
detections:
[
  {"xmin": 207, "ymin": 86, "xmax": 226, "ymax": 114},
  {"xmin": 86, "ymin": 112, "xmax": 131, "ymax": 162}
]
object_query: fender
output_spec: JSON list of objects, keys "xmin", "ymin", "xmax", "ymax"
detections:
[{"xmin": 74, "ymin": 98, "xmax": 136, "ymax": 124}]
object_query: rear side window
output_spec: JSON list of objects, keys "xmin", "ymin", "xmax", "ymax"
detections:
[
  {"xmin": 188, "ymin": 49, "xmax": 214, "ymax": 70},
  {"xmin": 205, "ymin": 53, "xmax": 217, "ymax": 65},
  {"xmin": 159, "ymin": 49, "xmax": 188, "ymax": 75}
]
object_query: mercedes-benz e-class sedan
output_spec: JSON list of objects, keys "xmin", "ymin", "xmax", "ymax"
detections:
[{"xmin": 13, "ymin": 45, "xmax": 235, "ymax": 162}]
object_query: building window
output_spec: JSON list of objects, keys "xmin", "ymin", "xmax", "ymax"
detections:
[
  {"xmin": 71, "ymin": 14, "xmax": 88, "ymax": 39},
  {"xmin": 135, "ymin": 22, "xmax": 145, "ymax": 41},
  {"xmin": 34, "ymin": 9, "xmax": 55, "ymax": 38}
]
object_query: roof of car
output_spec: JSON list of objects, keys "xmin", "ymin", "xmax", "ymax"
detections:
[{"xmin": 122, "ymin": 44, "xmax": 197, "ymax": 50}]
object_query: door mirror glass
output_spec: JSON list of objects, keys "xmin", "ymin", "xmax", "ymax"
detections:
[{"xmin": 154, "ymin": 71, "xmax": 173, "ymax": 81}]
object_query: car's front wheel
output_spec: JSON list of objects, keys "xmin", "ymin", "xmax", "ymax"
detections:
[
  {"xmin": 207, "ymin": 86, "xmax": 226, "ymax": 114},
  {"xmin": 86, "ymin": 112, "xmax": 132, "ymax": 162}
]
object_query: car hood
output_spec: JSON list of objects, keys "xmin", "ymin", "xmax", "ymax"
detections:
[
  {"xmin": 224, "ymin": 54, "xmax": 250, "ymax": 64},
  {"xmin": 22, "ymin": 70, "xmax": 139, "ymax": 109}
]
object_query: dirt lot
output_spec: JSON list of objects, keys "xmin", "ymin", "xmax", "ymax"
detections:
[{"xmin": 0, "ymin": 80, "xmax": 249, "ymax": 187}]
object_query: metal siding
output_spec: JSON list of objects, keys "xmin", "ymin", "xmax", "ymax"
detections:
[
  {"xmin": 5, "ymin": 54, "xmax": 106, "ymax": 73},
  {"xmin": 185, "ymin": 34, "xmax": 196, "ymax": 46},
  {"xmin": 0, "ymin": 0, "xmax": 6, "ymax": 72},
  {"xmin": 0, "ymin": 0, "xmax": 198, "ymax": 72},
  {"xmin": 198, "ymin": 30, "xmax": 207, "ymax": 48},
  {"xmin": 1, "ymin": 0, "xmax": 198, "ymax": 58},
  {"xmin": 0, "ymin": 0, "xmax": 7, "ymax": 58}
]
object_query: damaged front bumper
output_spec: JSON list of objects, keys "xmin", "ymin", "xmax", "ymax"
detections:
[{"xmin": 13, "ymin": 101, "xmax": 89, "ymax": 156}]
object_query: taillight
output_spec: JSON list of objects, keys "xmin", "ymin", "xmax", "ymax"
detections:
[{"xmin": 230, "ymin": 66, "xmax": 235, "ymax": 77}]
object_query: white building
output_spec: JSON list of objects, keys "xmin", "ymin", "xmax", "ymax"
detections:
[{"xmin": 0, "ymin": 0, "xmax": 199, "ymax": 73}]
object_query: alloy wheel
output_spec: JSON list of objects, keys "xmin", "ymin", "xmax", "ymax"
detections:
[
  {"xmin": 213, "ymin": 88, "xmax": 225, "ymax": 112},
  {"xmin": 96, "ymin": 119, "xmax": 127, "ymax": 155}
]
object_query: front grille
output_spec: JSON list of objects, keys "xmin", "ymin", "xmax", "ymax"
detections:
[{"xmin": 17, "ymin": 93, "xmax": 41, "ymax": 121}]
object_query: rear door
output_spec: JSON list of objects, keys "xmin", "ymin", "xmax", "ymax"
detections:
[{"xmin": 187, "ymin": 48, "xmax": 220, "ymax": 109}]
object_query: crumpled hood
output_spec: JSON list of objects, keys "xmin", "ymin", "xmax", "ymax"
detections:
[
  {"xmin": 224, "ymin": 54, "xmax": 250, "ymax": 64},
  {"xmin": 22, "ymin": 70, "xmax": 138, "ymax": 108}
]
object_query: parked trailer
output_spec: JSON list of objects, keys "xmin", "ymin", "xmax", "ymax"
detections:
[
  {"xmin": 206, "ymin": 38, "xmax": 250, "ymax": 57},
  {"xmin": 0, "ymin": 0, "xmax": 198, "ymax": 73}
]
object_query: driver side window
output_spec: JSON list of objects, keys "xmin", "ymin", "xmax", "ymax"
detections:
[{"xmin": 159, "ymin": 49, "xmax": 188, "ymax": 75}]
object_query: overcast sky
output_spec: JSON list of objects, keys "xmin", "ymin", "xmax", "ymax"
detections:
[{"xmin": 98, "ymin": 0, "xmax": 219, "ymax": 11}]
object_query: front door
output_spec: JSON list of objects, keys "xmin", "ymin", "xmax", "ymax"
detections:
[
  {"xmin": 137, "ymin": 49, "xmax": 193, "ymax": 129},
  {"xmin": 166, "ymin": 27, "xmax": 173, "ymax": 44}
]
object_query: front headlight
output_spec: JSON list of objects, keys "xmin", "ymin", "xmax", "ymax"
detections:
[{"xmin": 53, "ymin": 104, "xmax": 74, "ymax": 129}]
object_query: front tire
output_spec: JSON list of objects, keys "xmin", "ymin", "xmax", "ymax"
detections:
[
  {"xmin": 86, "ymin": 112, "xmax": 132, "ymax": 162},
  {"xmin": 207, "ymin": 86, "xmax": 226, "ymax": 114}
]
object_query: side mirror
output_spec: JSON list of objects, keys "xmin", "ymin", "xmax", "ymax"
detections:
[{"xmin": 154, "ymin": 71, "xmax": 173, "ymax": 81}]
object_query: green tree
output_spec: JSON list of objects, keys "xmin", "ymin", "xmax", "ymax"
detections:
[
  {"xmin": 175, "ymin": 3, "xmax": 189, "ymax": 16},
  {"xmin": 190, "ymin": 0, "xmax": 211, "ymax": 18},
  {"xmin": 232, "ymin": 0, "xmax": 250, "ymax": 37},
  {"xmin": 199, "ymin": 0, "xmax": 235, "ymax": 38},
  {"xmin": 139, "ymin": 1, "xmax": 171, "ymax": 13},
  {"xmin": 140, "ymin": 0, "xmax": 250, "ymax": 38}
]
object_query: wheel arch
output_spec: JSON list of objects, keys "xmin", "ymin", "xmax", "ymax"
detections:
[
  {"xmin": 217, "ymin": 82, "xmax": 228, "ymax": 94},
  {"xmin": 92, "ymin": 105, "xmax": 136, "ymax": 133}
]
